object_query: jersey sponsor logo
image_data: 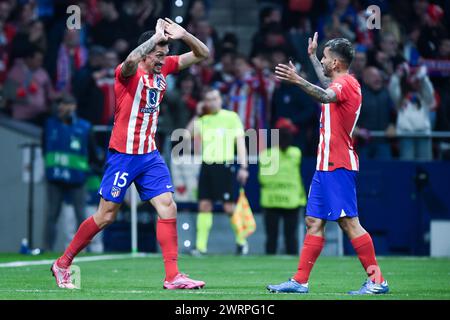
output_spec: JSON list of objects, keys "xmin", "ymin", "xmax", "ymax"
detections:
[
  {"xmin": 140, "ymin": 88, "xmax": 159, "ymax": 114},
  {"xmin": 111, "ymin": 186, "xmax": 121, "ymax": 198}
]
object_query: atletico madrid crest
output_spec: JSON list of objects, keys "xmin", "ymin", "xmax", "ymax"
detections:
[{"xmin": 111, "ymin": 186, "xmax": 121, "ymax": 198}]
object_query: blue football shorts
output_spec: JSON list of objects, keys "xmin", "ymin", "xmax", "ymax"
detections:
[
  {"xmin": 98, "ymin": 149, "xmax": 174, "ymax": 203},
  {"xmin": 305, "ymin": 168, "xmax": 358, "ymax": 221}
]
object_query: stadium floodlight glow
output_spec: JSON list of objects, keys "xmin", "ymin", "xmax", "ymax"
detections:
[
  {"xmin": 175, "ymin": 16, "xmax": 183, "ymax": 24},
  {"xmin": 182, "ymin": 222, "xmax": 189, "ymax": 230},
  {"xmin": 175, "ymin": 0, "xmax": 183, "ymax": 7},
  {"xmin": 184, "ymin": 240, "xmax": 191, "ymax": 247}
]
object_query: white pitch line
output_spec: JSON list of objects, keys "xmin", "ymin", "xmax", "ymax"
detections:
[
  {"xmin": 0, "ymin": 253, "xmax": 155, "ymax": 268},
  {"xmin": 0, "ymin": 289, "xmax": 445, "ymax": 298}
]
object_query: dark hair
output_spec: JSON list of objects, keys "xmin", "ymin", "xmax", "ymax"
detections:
[
  {"xmin": 233, "ymin": 52, "xmax": 249, "ymax": 64},
  {"xmin": 324, "ymin": 38, "xmax": 354, "ymax": 67},
  {"xmin": 57, "ymin": 93, "xmax": 77, "ymax": 105},
  {"xmin": 222, "ymin": 32, "xmax": 238, "ymax": 47},
  {"xmin": 137, "ymin": 30, "xmax": 169, "ymax": 47},
  {"xmin": 23, "ymin": 44, "xmax": 43, "ymax": 59},
  {"xmin": 259, "ymin": 6, "xmax": 280, "ymax": 26}
]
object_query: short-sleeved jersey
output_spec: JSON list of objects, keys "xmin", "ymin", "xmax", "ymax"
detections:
[
  {"xmin": 194, "ymin": 109, "xmax": 244, "ymax": 163},
  {"xmin": 109, "ymin": 55, "xmax": 179, "ymax": 154},
  {"xmin": 316, "ymin": 74, "xmax": 362, "ymax": 171}
]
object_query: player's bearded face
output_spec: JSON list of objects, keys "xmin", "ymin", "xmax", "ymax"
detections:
[
  {"xmin": 321, "ymin": 47, "xmax": 335, "ymax": 77},
  {"xmin": 146, "ymin": 46, "xmax": 169, "ymax": 74},
  {"xmin": 323, "ymin": 61, "xmax": 333, "ymax": 77}
]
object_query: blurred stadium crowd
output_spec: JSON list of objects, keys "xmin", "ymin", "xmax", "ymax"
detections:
[{"xmin": 0, "ymin": 0, "xmax": 450, "ymax": 162}]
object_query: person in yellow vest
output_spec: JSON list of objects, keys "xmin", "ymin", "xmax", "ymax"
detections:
[
  {"xmin": 258, "ymin": 117, "xmax": 307, "ymax": 254},
  {"xmin": 187, "ymin": 88, "xmax": 249, "ymax": 255}
]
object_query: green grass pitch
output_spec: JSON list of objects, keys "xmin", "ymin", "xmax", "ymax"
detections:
[{"xmin": 0, "ymin": 253, "xmax": 449, "ymax": 300}]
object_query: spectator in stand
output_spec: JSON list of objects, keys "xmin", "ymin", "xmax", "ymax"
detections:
[
  {"xmin": 287, "ymin": 16, "xmax": 314, "ymax": 79},
  {"xmin": 28, "ymin": 19, "xmax": 47, "ymax": 52},
  {"xmin": 389, "ymin": 63, "xmax": 436, "ymax": 160},
  {"xmin": 72, "ymin": 45, "xmax": 105, "ymax": 126},
  {"xmin": 270, "ymin": 48, "xmax": 317, "ymax": 156},
  {"xmin": 176, "ymin": 17, "xmax": 217, "ymax": 85},
  {"xmin": 354, "ymin": 1, "xmax": 376, "ymax": 49},
  {"xmin": 191, "ymin": 18, "xmax": 219, "ymax": 63},
  {"xmin": 131, "ymin": 0, "xmax": 165, "ymax": 32},
  {"xmin": 74, "ymin": 0, "xmax": 92, "ymax": 47},
  {"xmin": 0, "ymin": 0, "xmax": 17, "ymax": 85},
  {"xmin": 250, "ymin": 5, "xmax": 283, "ymax": 57},
  {"xmin": 381, "ymin": 14, "xmax": 402, "ymax": 44},
  {"xmin": 251, "ymin": 22, "xmax": 296, "ymax": 60},
  {"xmin": 183, "ymin": 0, "xmax": 208, "ymax": 35},
  {"xmin": 10, "ymin": 19, "xmax": 47, "ymax": 61},
  {"xmin": 226, "ymin": 53, "xmax": 271, "ymax": 134},
  {"xmin": 430, "ymin": 38, "xmax": 450, "ymax": 159},
  {"xmin": 369, "ymin": 32, "xmax": 405, "ymax": 77},
  {"xmin": 403, "ymin": 25, "xmax": 422, "ymax": 67},
  {"xmin": 318, "ymin": 0, "xmax": 357, "ymax": 42},
  {"xmin": 416, "ymin": 2, "xmax": 447, "ymax": 59},
  {"xmin": 10, "ymin": 1, "xmax": 36, "ymax": 33},
  {"xmin": 0, "ymin": 0, "xmax": 15, "ymax": 33},
  {"xmin": 176, "ymin": 72, "xmax": 202, "ymax": 120},
  {"xmin": 356, "ymin": 66, "xmax": 396, "ymax": 160},
  {"xmin": 91, "ymin": 0, "xmax": 139, "ymax": 60},
  {"xmin": 219, "ymin": 32, "xmax": 238, "ymax": 58},
  {"xmin": 211, "ymin": 49, "xmax": 235, "ymax": 93},
  {"xmin": 350, "ymin": 45, "xmax": 368, "ymax": 83},
  {"xmin": 43, "ymin": 1, "xmax": 91, "ymax": 84},
  {"xmin": 3, "ymin": 45, "xmax": 55, "ymax": 126},
  {"xmin": 55, "ymin": 29, "xmax": 88, "ymax": 93},
  {"xmin": 93, "ymin": 49, "xmax": 118, "ymax": 126},
  {"xmin": 157, "ymin": 84, "xmax": 190, "ymax": 164}
]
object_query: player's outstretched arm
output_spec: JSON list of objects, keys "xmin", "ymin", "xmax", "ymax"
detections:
[
  {"xmin": 308, "ymin": 32, "xmax": 331, "ymax": 88},
  {"xmin": 275, "ymin": 61, "xmax": 337, "ymax": 104},
  {"xmin": 163, "ymin": 17, "xmax": 210, "ymax": 71},
  {"xmin": 121, "ymin": 19, "xmax": 168, "ymax": 78}
]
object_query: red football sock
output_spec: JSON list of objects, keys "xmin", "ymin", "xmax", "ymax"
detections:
[
  {"xmin": 57, "ymin": 216, "xmax": 101, "ymax": 269},
  {"xmin": 157, "ymin": 218, "xmax": 179, "ymax": 282},
  {"xmin": 351, "ymin": 233, "xmax": 384, "ymax": 284},
  {"xmin": 293, "ymin": 234, "xmax": 325, "ymax": 284}
]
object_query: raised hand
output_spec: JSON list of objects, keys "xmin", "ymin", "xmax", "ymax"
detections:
[
  {"xmin": 275, "ymin": 60, "xmax": 301, "ymax": 84},
  {"xmin": 164, "ymin": 17, "xmax": 187, "ymax": 40},
  {"xmin": 155, "ymin": 18, "xmax": 168, "ymax": 41},
  {"xmin": 308, "ymin": 32, "xmax": 318, "ymax": 56}
]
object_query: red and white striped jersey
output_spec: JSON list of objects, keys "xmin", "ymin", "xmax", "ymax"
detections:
[
  {"xmin": 316, "ymin": 74, "xmax": 362, "ymax": 171},
  {"xmin": 227, "ymin": 71, "xmax": 274, "ymax": 130},
  {"xmin": 109, "ymin": 55, "xmax": 179, "ymax": 154}
]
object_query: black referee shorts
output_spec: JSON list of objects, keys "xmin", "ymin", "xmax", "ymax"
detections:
[{"xmin": 198, "ymin": 162, "xmax": 236, "ymax": 202}]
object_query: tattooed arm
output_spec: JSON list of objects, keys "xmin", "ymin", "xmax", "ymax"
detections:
[
  {"xmin": 275, "ymin": 61, "xmax": 337, "ymax": 104},
  {"xmin": 121, "ymin": 19, "xmax": 167, "ymax": 78},
  {"xmin": 310, "ymin": 54, "xmax": 331, "ymax": 88},
  {"xmin": 308, "ymin": 32, "xmax": 331, "ymax": 88}
]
